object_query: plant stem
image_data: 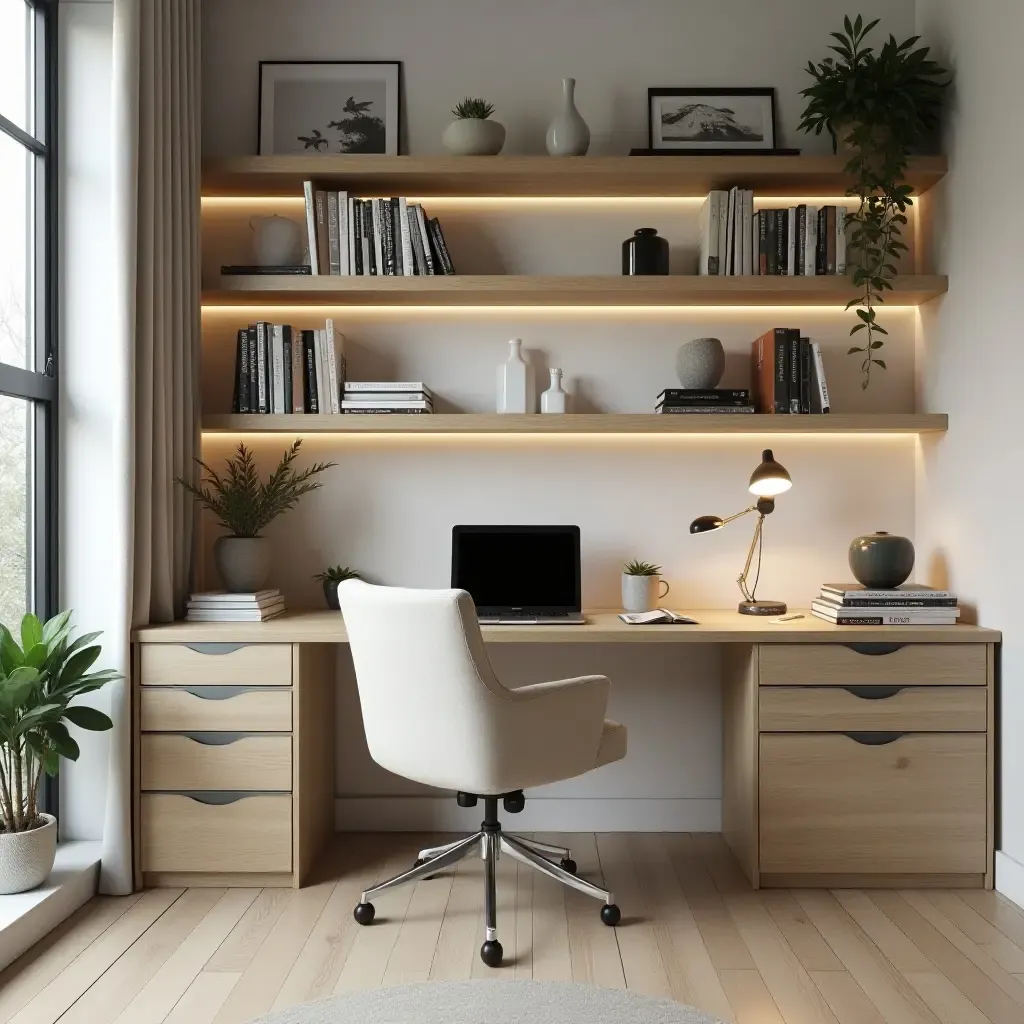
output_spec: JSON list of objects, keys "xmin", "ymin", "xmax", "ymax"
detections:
[
  {"xmin": 12, "ymin": 745, "xmax": 24, "ymax": 831},
  {"xmin": 0, "ymin": 753, "xmax": 15, "ymax": 832}
]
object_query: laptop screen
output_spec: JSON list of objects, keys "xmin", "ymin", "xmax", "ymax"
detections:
[{"xmin": 451, "ymin": 526, "xmax": 581, "ymax": 614}]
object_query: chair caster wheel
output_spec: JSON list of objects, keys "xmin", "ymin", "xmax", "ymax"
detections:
[
  {"xmin": 480, "ymin": 939, "xmax": 504, "ymax": 967},
  {"xmin": 503, "ymin": 791, "xmax": 525, "ymax": 814},
  {"xmin": 560, "ymin": 858, "xmax": 578, "ymax": 875},
  {"xmin": 601, "ymin": 903, "xmax": 621, "ymax": 926},
  {"xmin": 353, "ymin": 902, "xmax": 375, "ymax": 925},
  {"xmin": 413, "ymin": 858, "xmax": 425, "ymax": 868}
]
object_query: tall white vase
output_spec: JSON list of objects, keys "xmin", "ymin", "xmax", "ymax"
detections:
[
  {"xmin": 496, "ymin": 338, "xmax": 535, "ymax": 413},
  {"xmin": 545, "ymin": 78, "xmax": 590, "ymax": 156},
  {"xmin": 541, "ymin": 368, "xmax": 569, "ymax": 413}
]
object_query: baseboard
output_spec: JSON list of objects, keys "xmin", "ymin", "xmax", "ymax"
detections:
[
  {"xmin": 334, "ymin": 797, "xmax": 721, "ymax": 833},
  {"xmin": 0, "ymin": 841, "xmax": 101, "ymax": 972},
  {"xmin": 995, "ymin": 850, "xmax": 1024, "ymax": 910}
]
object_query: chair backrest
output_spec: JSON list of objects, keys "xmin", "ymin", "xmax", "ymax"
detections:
[{"xmin": 336, "ymin": 579, "xmax": 509, "ymax": 789}]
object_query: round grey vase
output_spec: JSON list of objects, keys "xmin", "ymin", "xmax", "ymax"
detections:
[
  {"xmin": 676, "ymin": 337, "xmax": 726, "ymax": 389},
  {"xmin": 0, "ymin": 813, "xmax": 57, "ymax": 894},
  {"xmin": 441, "ymin": 118, "xmax": 506, "ymax": 155},
  {"xmin": 214, "ymin": 536, "xmax": 271, "ymax": 593},
  {"xmin": 848, "ymin": 531, "xmax": 915, "ymax": 589}
]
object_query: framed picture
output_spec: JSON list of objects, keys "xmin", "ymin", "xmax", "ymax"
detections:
[
  {"xmin": 258, "ymin": 61, "xmax": 402, "ymax": 155},
  {"xmin": 647, "ymin": 88, "xmax": 776, "ymax": 152}
]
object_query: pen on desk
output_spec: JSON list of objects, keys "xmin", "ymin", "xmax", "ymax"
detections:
[{"xmin": 775, "ymin": 613, "xmax": 804, "ymax": 622}]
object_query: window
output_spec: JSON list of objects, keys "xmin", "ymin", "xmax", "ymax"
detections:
[{"xmin": 0, "ymin": 0, "xmax": 56, "ymax": 629}]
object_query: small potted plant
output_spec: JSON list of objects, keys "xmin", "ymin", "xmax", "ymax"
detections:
[
  {"xmin": 621, "ymin": 560, "xmax": 671, "ymax": 614},
  {"xmin": 177, "ymin": 440, "xmax": 335, "ymax": 593},
  {"xmin": 314, "ymin": 566, "xmax": 363, "ymax": 610},
  {"xmin": 0, "ymin": 611, "xmax": 118, "ymax": 894},
  {"xmin": 442, "ymin": 97, "xmax": 506, "ymax": 155}
]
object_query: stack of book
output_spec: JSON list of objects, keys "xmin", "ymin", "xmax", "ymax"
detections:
[
  {"xmin": 699, "ymin": 189, "xmax": 848, "ymax": 277},
  {"xmin": 342, "ymin": 382, "xmax": 434, "ymax": 415},
  {"xmin": 231, "ymin": 318, "xmax": 345, "ymax": 415},
  {"xmin": 655, "ymin": 388, "xmax": 754, "ymax": 414},
  {"xmin": 751, "ymin": 328, "xmax": 830, "ymax": 414},
  {"xmin": 186, "ymin": 590, "xmax": 286, "ymax": 622},
  {"xmin": 811, "ymin": 584, "xmax": 960, "ymax": 626}
]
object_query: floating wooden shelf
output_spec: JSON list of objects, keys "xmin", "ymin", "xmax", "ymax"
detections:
[
  {"xmin": 203, "ymin": 274, "xmax": 947, "ymax": 308},
  {"xmin": 201, "ymin": 155, "xmax": 947, "ymax": 198},
  {"xmin": 202, "ymin": 414, "xmax": 948, "ymax": 435}
]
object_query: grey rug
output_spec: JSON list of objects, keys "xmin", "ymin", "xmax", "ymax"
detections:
[{"xmin": 249, "ymin": 980, "xmax": 725, "ymax": 1024}]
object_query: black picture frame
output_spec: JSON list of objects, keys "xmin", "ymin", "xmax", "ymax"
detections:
[
  {"xmin": 257, "ymin": 60, "xmax": 403, "ymax": 156},
  {"xmin": 647, "ymin": 87, "xmax": 777, "ymax": 153}
]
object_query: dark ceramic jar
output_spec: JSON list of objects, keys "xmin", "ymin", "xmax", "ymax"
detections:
[
  {"xmin": 848, "ymin": 531, "xmax": 915, "ymax": 589},
  {"xmin": 622, "ymin": 228, "xmax": 669, "ymax": 275}
]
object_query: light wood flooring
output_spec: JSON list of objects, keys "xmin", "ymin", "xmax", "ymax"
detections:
[{"xmin": 3, "ymin": 833, "xmax": 1024, "ymax": 1023}]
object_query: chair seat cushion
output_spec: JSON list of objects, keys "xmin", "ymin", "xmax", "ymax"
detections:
[{"xmin": 596, "ymin": 719, "xmax": 627, "ymax": 768}]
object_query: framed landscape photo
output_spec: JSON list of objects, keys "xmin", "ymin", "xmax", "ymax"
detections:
[
  {"xmin": 258, "ymin": 61, "xmax": 401, "ymax": 155},
  {"xmin": 647, "ymin": 88, "xmax": 776, "ymax": 152}
]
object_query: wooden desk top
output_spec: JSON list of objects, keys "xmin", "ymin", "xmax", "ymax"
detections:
[{"xmin": 133, "ymin": 610, "xmax": 1001, "ymax": 645}]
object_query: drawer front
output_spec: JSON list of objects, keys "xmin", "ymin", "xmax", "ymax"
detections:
[
  {"xmin": 141, "ymin": 734, "xmax": 292, "ymax": 791},
  {"xmin": 140, "ymin": 687, "xmax": 292, "ymax": 732},
  {"xmin": 759, "ymin": 686, "xmax": 986, "ymax": 733},
  {"xmin": 760, "ymin": 732, "xmax": 987, "ymax": 874},
  {"xmin": 141, "ymin": 793, "xmax": 292, "ymax": 873},
  {"xmin": 140, "ymin": 643, "xmax": 292, "ymax": 687},
  {"xmin": 758, "ymin": 644, "xmax": 986, "ymax": 687}
]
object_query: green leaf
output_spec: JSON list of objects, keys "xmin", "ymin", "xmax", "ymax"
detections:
[
  {"xmin": 0, "ymin": 627, "xmax": 24, "ymax": 671},
  {"xmin": 873, "ymin": 359, "xmax": 887, "ymax": 369},
  {"xmin": 64, "ymin": 705, "xmax": 114, "ymax": 732},
  {"xmin": 870, "ymin": 340, "xmax": 884, "ymax": 349},
  {"xmin": 44, "ymin": 721, "xmax": 81, "ymax": 761},
  {"xmin": 42, "ymin": 610, "xmax": 73, "ymax": 647},
  {"xmin": 848, "ymin": 346, "xmax": 864, "ymax": 354},
  {"xmin": 20, "ymin": 614, "xmax": 42, "ymax": 653},
  {"xmin": 59, "ymin": 646, "xmax": 101, "ymax": 686}
]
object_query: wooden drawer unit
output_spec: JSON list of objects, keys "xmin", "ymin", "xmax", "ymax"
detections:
[
  {"xmin": 140, "ymin": 686, "xmax": 292, "ymax": 732},
  {"xmin": 759, "ymin": 643, "xmax": 986, "ymax": 687},
  {"xmin": 139, "ymin": 643, "xmax": 292, "ymax": 687},
  {"xmin": 141, "ymin": 793, "xmax": 292, "ymax": 873},
  {"xmin": 759, "ymin": 685, "xmax": 986, "ymax": 733},
  {"xmin": 141, "ymin": 733, "xmax": 292, "ymax": 791},
  {"xmin": 759, "ymin": 732, "xmax": 987, "ymax": 874}
]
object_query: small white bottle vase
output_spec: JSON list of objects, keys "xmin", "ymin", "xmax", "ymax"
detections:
[
  {"xmin": 541, "ymin": 368, "xmax": 569, "ymax": 413},
  {"xmin": 497, "ymin": 338, "xmax": 535, "ymax": 413},
  {"xmin": 545, "ymin": 78, "xmax": 590, "ymax": 156}
]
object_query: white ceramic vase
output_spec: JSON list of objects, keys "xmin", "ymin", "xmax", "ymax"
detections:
[
  {"xmin": 0, "ymin": 813, "xmax": 57, "ymax": 894},
  {"xmin": 621, "ymin": 573, "xmax": 670, "ymax": 613},
  {"xmin": 249, "ymin": 215, "xmax": 301, "ymax": 266},
  {"xmin": 545, "ymin": 78, "xmax": 590, "ymax": 156},
  {"xmin": 214, "ymin": 536, "xmax": 271, "ymax": 593},
  {"xmin": 541, "ymin": 368, "xmax": 569, "ymax": 413},
  {"xmin": 496, "ymin": 338, "xmax": 535, "ymax": 413},
  {"xmin": 442, "ymin": 118, "xmax": 506, "ymax": 155}
]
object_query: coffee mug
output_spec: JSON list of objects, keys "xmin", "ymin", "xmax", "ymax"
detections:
[{"xmin": 621, "ymin": 573, "xmax": 671, "ymax": 614}]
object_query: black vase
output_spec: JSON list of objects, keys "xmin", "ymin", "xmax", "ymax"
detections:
[
  {"xmin": 848, "ymin": 531, "xmax": 916, "ymax": 589},
  {"xmin": 622, "ymin": 228, "xmax": 669, "ymax": 275},
  {"xmin": 323, "ymin": 579, "xmax": 341, "ymax": 610}
]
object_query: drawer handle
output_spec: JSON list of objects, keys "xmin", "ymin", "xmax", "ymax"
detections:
[
  {"xmin": 844, "ymin": 643, "xmax": 906, "ymax": 656},
  {"xmin": 181, "ymin": 732, "xmax": 249, "ymax": 746},
  {"xmin": 843, "ymin": 685, "xmax": 905, "ymax": 700},
  {"xmin": 180, "ymin": 686, "xmax": 258, "ymax": 700},
  {"xmin": 844, "ymin": 731, "xmax": 905, "ymax": 745},
  {"xmin": 184, "ymin": 643, "xmax": 251, "ymax": 655},
  {"xmin": 181, "ymin": 792, "xmax": 254, "ymax": 805}
]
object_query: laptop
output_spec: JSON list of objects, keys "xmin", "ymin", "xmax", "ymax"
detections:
[{"xmin": 451, "ymin": 525, "xmax": 586, "ymax": 625}]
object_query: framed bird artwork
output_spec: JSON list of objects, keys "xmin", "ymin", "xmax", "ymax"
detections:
[{"xmin": 258, "ymin": 61, "xmax": 402, "ymax": 155}]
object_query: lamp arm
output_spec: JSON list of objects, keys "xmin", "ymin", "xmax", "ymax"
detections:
[
  {"xmin": 719, "ymin": 504, "xmax": 759, "ymax": 528},
  {"xmin": 737, "ymin": 513, "xmax": 765, "ymax": 603}
]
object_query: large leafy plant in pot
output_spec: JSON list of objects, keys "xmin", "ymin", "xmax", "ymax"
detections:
[
  {"xmin": 0, "ymin": 611, "xmax": 118, "ymax": 893},
  {"xmin": 798, "ymin": 15, "xmax": 949, "ymax": 388}
]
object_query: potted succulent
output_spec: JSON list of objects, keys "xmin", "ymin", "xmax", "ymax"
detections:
[
  {"xmin": 798, "ymin": 15, "xmax": 949, "ymax": 388},
  {"xmin": 0, "ymin": 611, "xmax": 118, "ymax": 893},
  {"xmin": 442, "ymin": 98, "xmax": 506, "ymax": 155},
  {"xmin": 314, "ymin": 566, "xmax": 363, "ymax": 610},
  {"xmin": 621, "ymin": 560, "xmax": 671, "ymax": 614},
  {"xmin": 177, "ymin": 440, "xmax": 335, "ymax": 593}
]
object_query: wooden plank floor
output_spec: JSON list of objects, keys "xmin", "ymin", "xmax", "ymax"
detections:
[{"xmin": 3, "ymin": 833, "xmax": 1024, "ymax": 1024}]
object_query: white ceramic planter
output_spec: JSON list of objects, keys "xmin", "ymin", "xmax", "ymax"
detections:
[
  {"xmin": 546, "ymin": 78, "xmax": 590, "ymax": 156},
  {"xmin": 621, "ymin": 573, "xmax": 670, "ymax": 613},
  {"xmin": 442, "ymin": 118, "xmax": 506, "ymax": 155},
  {"xmin": 0, "ymin": 813, "xmax": 58, "ymax": 894},
  {"xmin": 540, "ymin": 368, "xmax": 569, "ymax": 413},
  {"xmin": 496, "ymin": 338, "xmax": 535, "ymax": 413},
  {"xmin": 214, "ymin": 536, "xmax": 271, "ymax": 593}
]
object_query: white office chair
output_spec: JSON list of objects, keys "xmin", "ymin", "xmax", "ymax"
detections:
[{"xmin": 338, "ymin": 579, "xmax": 627, "ymax": 967}]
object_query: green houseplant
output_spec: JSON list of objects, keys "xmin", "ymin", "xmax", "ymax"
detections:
[
  {"xmin": 177, "ymin": 440, "xmax": 335, "ymax": 592},
  {"xmin": 798, "ymin": 15, "xmax": 949, "ymax": 388},
  {"xmin": 442, "ymin": 97, "xmax": 506, "ymax": 155},
  {"xmin": 0, "ymin": 611, "xmax": 117, "ymax": 893},
  {"xmin": 621, "ymin": 560, "xmax": 670, "ymax": 614},
  {"xmin": 313, "ymin": 566, "xmax": 363, "ymax": 610}
]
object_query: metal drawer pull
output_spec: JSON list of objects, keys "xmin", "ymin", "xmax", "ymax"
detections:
[
  {"xmin": 184, "ymin": 642, "xmax": 251, "ymax": 655},
  {"xmin": 844, "ymin": 731, "xmax": 905, "ymax": 745},
  {"xmin": 844, "ymin": 642, "xmax": 906, "ymax": 656},
  {"xmin": 843, "ymin": 685, "xmax": 905, "ymax": 700},
  {"xmin": 180, "ymin": 686, "xmax": 257, "ymax": 700},
  {"xmin": 181, "ymin": 732, "xmax": 248, "ymax": 746}
]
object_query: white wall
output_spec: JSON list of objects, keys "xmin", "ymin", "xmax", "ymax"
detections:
[{"xmin": 915, "ymin": 0, "xmax": 1024, "ymax": 903}]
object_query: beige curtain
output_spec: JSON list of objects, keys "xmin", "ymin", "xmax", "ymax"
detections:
[{"xmin": 106, "ymin": 0, "xmax": 201, "ymax": 894}]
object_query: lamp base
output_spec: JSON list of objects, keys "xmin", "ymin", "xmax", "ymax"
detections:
[{"xmin": 738, "ymin": 600, "xmax": 787, "ymax": 616}]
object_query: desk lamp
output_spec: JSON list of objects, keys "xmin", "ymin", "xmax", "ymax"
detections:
[{"xmin": 690, "ymin": 449, "xmax": 792, "ymax": 616}]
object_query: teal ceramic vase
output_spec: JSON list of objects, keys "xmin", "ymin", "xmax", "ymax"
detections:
[{"xmin": 848, "ymin": 531, "xmax": 915, "ymax": 589}]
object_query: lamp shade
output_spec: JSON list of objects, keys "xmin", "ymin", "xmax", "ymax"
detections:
[
  {"xmin": 690, "ymin": 515, "xmax": 724, "ymax": 534},
  {"xmin": 748, "ymin": 449, "xmax": 791, "ymax": 497}
]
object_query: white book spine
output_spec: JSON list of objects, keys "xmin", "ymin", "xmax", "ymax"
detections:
[
  {"xmin": 255, "ymin": 322, "xmax": 268, "ymax": 413},
  {"xmin": 804, "ymin": 205, "xmax": 818, "ymax": 276},
  {"xmin": 408, "ymin": 204, "xmax": 427, "ymax": 274},
  {"xmin": 751, "ymin": 210, "xmax": 760, "ymax": 276},
  {"xmin": 345, "ymin": 197, "xmax": 356, "ymax": 276},
  {"xmin": 810, "ymin": 341, "xmax": 830, "ymax": 413},
  {"xmin": 336, "ymin": 192, "xmax": 349, "ymax": 275},
  {"xmin": 836, "ymin": 206, "xmax": 847, "ymax": 275},
  {"xmin": 698, "ymin": 194, "xmax": 712, "ymax": 275},
  {"xmin": 743, "ymin": 190, "xmax": 754, "ymax": 275},
  {"xmin": 313, "ymin": 329, "xmax": 328, "ymax": 415},
  {"xmin": 271, "ymin": 324, "xmax": 286, "ymax": 413},
  {"xmin": 787, "ymin": 207, "xmax": 797, "ymax": 276},
  {"xmin": 302, "ymin": 181, "xmax": 319, "ymax": 275},
  {"xmin": 371, "ymin": 199, "xmax": 385, "ymax": 275},
  {"xmin": 344, "ymin": 381, "xmax": 430, "ymax": 393},
  {"xmin": 324, "ymin": 319, "xmax": 341, "ymax": 414},
  {"xmin": 736, "ymin": 191, "xmax": 746, "ymax": 276},
  {"xmin": 291, "ymin": 336, "xmax": 306, "ymax": 414},
  {"xmin": 716, "ymin": 194, "xmax": 728, "ymax": 276},
  {"xmin": 327, "ymin": 192, "xmax": 341, "ymax": 275},
  {"xmin": 398, "ymin": 198, "xmax": 415, "ymax": 277},
  {"xmin": 724, "ymin": 187, "xmax": 737, "ymax": 276}
]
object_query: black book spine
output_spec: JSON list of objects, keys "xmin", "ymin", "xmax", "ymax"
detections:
[
  {"xmin": 816, "ymin": 208, "xmax": 827, "ymax": 275},
  {"xmin": 221, "ymin": 265, "xmax": 312, "ymax": 275},
  {"xmin": 836, "ymin": 597, "xmax": 960, "ymax": 608},
  {"xmin": 282, "ymin": 326, "xmax": 293, "ymax": 414},
  {"xmin": 302, "ymin": 330, "xmax": 318, "ymax": 414},
  {"xmin": 232, "ymin": 329, "xmax": 242, "ymax": 413},
  {"xmin": 428, "ymin": 218, "xmax": 456, "ymax": 274},
  {"xmin": 773, "ymin": 329, "xmax": 789, "ymax": 414},
  {"xmin": 758, "ymin": 211, "xmax": 767, "ymax": 275},
  {"xmin": 365, "ymin": 200, "xmax": 377, "ymax": 276},
  {"xmin": 799, "ymin": 336, "xmax": 811, "ymax": 414},
  {"xmin": 239, "ymin": 329, "xmax": 252, "ymax": 413},
  {"xmin": 776, "ymin": 209, "xmax": 787, "ymax": 275},
  {"xmin": 390, "ymin": 197, "xmax": 402, "ymax": 275},
  {"xmin": 247, "ymin": 326, "xmax": 258, "ymax": 414},
  {"xmin": 659, "ymin": 389, "xmax": 750, "ymax": 402},
  {"xmin": 352, "ymin": 202, "xmax": 363, "ymax": 276},
  {"xmin": 796, "ymin": 206, "xmax": 806, "ymax": 276},
  {"xmin": 382, "ymin": 199, "xmax": 395, "ymax": 275},
  {"xmin": 765, "ymin": 212, "xmax": 777, "ymax": 275},
  {"xmin": 788, "ymin": 330, "xmax": 801, "ymax": 413}
]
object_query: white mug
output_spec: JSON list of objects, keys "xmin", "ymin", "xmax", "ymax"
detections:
[
  {"xmin": 621, "ymin": 573, "xmax": 670, "ymax": 614},
  {"xmin": 249, "ymin": 214, "xmax": 301, "ymax": 267}
]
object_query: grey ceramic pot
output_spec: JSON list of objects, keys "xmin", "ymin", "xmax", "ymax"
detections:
[
  {"xmin": 848, "ymin": 531, "xmax": 915, "ymax": 589},
  {"xmin": 0, "ymin": 813, "xmax": 57, "ymax": 894},
  {"xmin": 676, "ymin": 337, "xmax": 726, "ymax": 389},
  {"xmin": 322, "ymin": 579, "xmax": 341, "ymax": 610},
  {"xmin": 214, "ymin": 536, "xmax": 271, "ymax": 593}
]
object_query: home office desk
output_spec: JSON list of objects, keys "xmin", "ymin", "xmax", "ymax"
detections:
[{"xmin": 132, "ymin": 611, "xmax": 1000, "ymax": 892}]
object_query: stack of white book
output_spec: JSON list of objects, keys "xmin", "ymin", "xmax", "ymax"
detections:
[
  {"xmin": 341, "ymin": 382, "xmax": 434, "ymax": 415},
  {"xmin": 186, "ymin": 590, "xmax": 286, "ymax": 622},
  {"xmin": 811, "ymin": 583, "xmax": 960, "ymax": 626}
]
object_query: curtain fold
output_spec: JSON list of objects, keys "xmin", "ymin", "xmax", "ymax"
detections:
[{"xmin": 105, "ymin": 0, "xmax": 200, "ymax": 895}]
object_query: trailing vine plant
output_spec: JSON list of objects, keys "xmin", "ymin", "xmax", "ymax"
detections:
[{"xmin": 798, "ymin": 15, "xmax": 949, "ymax": 388}]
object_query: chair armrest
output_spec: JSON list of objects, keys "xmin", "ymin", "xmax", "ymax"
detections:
[{"xmin": 508, "ymin": 674, "xmax": 610, "ymax": 703}]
